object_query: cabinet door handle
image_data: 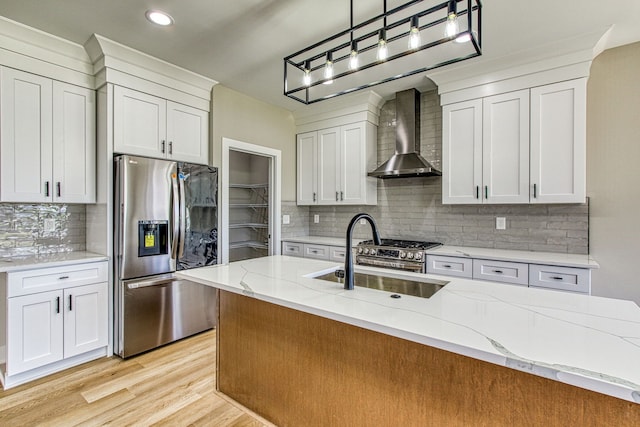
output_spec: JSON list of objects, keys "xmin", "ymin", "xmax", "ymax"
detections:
[
  {"xmin": 56, "ymin": 182, "xmax": 61, "ymax": 197},
  {"xmin": 161, "ymin": 140, "xmax": 166, "ymax": 153},
  {"xmin": 533, "ymin": 183, "xmax": 537, "ymax": 198},
  {"xmin": 336, "ymin": 191, "xmax": 339, "ymax": 201},
  {"xmin": 340, "ymin": 191, "xmax": 344, "ymax": 201},
  {"xmin": 56, "ymin": 296, "xmax": 60, "ymax": 314},
  {"xmin": 169, "ymin": 141, "xmax": 173, "ymax": 154},
  {"xmin": 484, "ymin": 186, "xmax": 488, "ymax": 199},
  {"xmin": 476, "ymin": 186, "xmax": 479, "ymax": 199},
  {"xmin": 69, "ymin": 295, "xmax": 73, "ymax": 311},
  {"xmin": 45, "ymin": 181, "xmax": 50, "ymax": 197},
  {"xmin": 493, "ymin": 269, "xmax": 503, "ymax": 274},
  {"xmin": 313, "ymin": 192, "xmax": 316, "ymax": 202}
]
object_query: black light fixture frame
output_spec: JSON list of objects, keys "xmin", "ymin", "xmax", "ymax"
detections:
[{"xmin": 283, "ymin": 0, "xmax": 482, "ymax": 105}]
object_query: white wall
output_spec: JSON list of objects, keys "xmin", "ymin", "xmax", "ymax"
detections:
[
  {"xmin": 211, "ymin": 85, "xmax": 296, "ymax": 201},
  {"xmin": 587, "ymin": 41, "xmax": 640, "ymax": 305}
]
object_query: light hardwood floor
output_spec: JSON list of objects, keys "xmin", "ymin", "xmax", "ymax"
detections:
[{"xmin": 0, "ymin": 330, "xmax": 274, "ymax": 427}]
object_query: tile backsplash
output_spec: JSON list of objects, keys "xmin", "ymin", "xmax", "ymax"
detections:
[
  {"xmin": 0, "ymin": 203, "xmax": 86, "ymax": 258},
  {"xmin": 306, "ymin": 89, "xmax": 589, "ymax": 255}
]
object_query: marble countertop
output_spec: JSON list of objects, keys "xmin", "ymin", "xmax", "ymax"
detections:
[
  {"xmin": 282, "ymin": 236, "xmax": 598, "ymax": 269},
  {"xmin": 177, "ymin": 255, "xmax": 640, "ymax": 404},
  {"xmin": 0, "ymin": 251, "xmax": 109, "ymax": 273},
  {"xmin": 282, "ymin": 236, "xmax": 363, "ymax": 247},
  {"xmin": 428, "ymin": 245, "xmax": 599, "ymax": 269}
]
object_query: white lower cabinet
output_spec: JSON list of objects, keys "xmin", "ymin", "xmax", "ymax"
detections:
[
  {"xmin": 2, "ymin": 261, "xmax": 108, "ymax": 388},
  {"xmin": 426, "ymin": 255, "xmax": 473, "ymax": 278},
  {"xmin": 282, "ymin": 241, "xmax": 347, "ymax": 263},
  {"xmin": 7, "ymin": 290, "xmax": 64, "ymax": 375},
  {"xmin": 529, "ymin": 264, "xmax": 590, "ymax": 293},
  {"xmin": 426, "ymin": 254, "xmax": 591, "ymax": 293},
  {"xmin": 472, "ymin": 259, "xmax": 529, "ymax": 286}
]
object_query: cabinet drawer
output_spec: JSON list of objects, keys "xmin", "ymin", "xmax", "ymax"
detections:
[
  {"xmin": 426, "ymin": 255, "xmax": 472, "ymax": 278},
  {"xmin": 529, "ymin": 264, "xmax": 591, "ymax": 294},
  {"xmin": 282, "ymin": 242, "xmax": 303, "ymax": 257},
  {"xmin": 472, "ymin": 259, "xmax": 528, "ymax": 286},
  {"xmin": 303, "ymin": 244, "xmax": 330, "ymax": 260},
  {"xmin": 7, "ymin": 261, "xmax": 108, "ymax": 297},
  {"xmin": 329, "ymin": 246, "xmax": 347, "ymax": 262}
]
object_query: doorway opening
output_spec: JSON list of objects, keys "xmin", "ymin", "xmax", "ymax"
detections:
[{"xmin": 221, "ymin": 138, "xmax": 281, "ymax": 263}]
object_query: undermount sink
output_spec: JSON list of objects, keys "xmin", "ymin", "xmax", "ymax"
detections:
[{"xmin": 313, "ymin": 270, "xmax": 448, "ymax": 299}]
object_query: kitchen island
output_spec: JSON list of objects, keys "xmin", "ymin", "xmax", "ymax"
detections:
[{"xmin": 178, "ymin": 255, "xmax": 640, "ymax": 426}]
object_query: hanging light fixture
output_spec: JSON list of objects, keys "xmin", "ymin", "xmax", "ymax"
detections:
[
  {"xmin": 444, "ymin": 0, "xmax": 459, "ymax": 38},
  {"xmin": 408, "ymin": 16, "xmax": 421, "ymax": 50},
  {"xmin": 284, "ymin": 0, "xmax": 482, "ymax": 105},
  {"xmin": 349, "ymin": 41, "xmax": 359, "ymax": 70}
]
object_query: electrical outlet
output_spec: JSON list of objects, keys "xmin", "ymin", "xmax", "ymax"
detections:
[
  {"xmin": 313, "ymin": 214, "xmax": 319, "ymax": 223},
  {"xmin": 44, "ymin": 218, "xmax": 56, "ymax": 232},
  {"xmin": 282, "ymin": 214, "xmax": 290, "ymax": 225},
  {"xmin": 496, "ymin": 217, "xmax": 506, "ymax": 230},
  {"xmin": 359, "ymin": 219, "xmax": 367, "ymax": 225}
]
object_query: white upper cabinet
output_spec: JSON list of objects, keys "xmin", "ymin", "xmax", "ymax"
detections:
[
  {"xmin": 443, "ymin": 79, "xmax": 586, "ymax": 205},
  {"xmin": 297, "ymin": 121, "xmax": 377, "ymax": 206},
  {"xmin": 482, "ymin": 90, "xmax": 530, "ymax": 204},
  {"xmin": 297, "ymin": 132, "xmax": 318, "ymax": 204},
  {"xmin": 442, "ymin": 99, "xmax": 482, "ymax": 204},
  {"xmin": 113, "ymin": 86, "xmax": 209, "ymax": 164},
  {"xmin": 530, "ymin": 79, "xmax": 586, "ymax": 203},
  {"xmin": 52, "ymin": 81, "xmax": 96, "ymax": 203},
  {"xmin": 0, "ymin": 67, "xmax": 95, "ymax": 203},
  {"xmin": 443, "ymin": 90, "xmax": 529, "ymax": 204},
  {"xmin": 166, "ymin": 101, "xmax": 209, "ymax": 164}
]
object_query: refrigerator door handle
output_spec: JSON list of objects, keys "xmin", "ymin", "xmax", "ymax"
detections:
[
  {"xmin": 171, "ymin": 173, "xmax": 180, "ymax": 259},
  {"xmin": 178, "ymin": 176, "xmax": 187, "ymax": 259}
]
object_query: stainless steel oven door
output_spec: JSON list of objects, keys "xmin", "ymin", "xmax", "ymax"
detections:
[
  {"xmin": 115, "ymin": 273, "xmax": 216, "ymax": 358},
  {"xmin": 355, "ymin": 256, "xmax": 425, "ymax": 273}
]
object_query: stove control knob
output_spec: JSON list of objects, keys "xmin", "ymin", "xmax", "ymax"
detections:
[
  {"xmin": 407, "ymin": 252, "xmax": 415, "ymax": 260},
  {"xmin": 364, "ymin": 248, "xmax": 369, "ymax": 254},
  {"xmin": 415, "ymin": 252, "xmax": 423, "ymax": 261},
  {"xmin": 370, "ymin": 249, "xmax": 377, "ymax": 256},
  {"xmin": 400, "ymin": 251, "xmax": 406, "ymax": 259},
  {"xmin": 358, "ymin": 247, "xmax": 363, "ymax": 254}
]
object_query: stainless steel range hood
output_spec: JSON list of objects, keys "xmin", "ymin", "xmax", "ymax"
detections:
[{"xmin": 368, "ymin": 89, "xmax": 442, "ymax": 179}]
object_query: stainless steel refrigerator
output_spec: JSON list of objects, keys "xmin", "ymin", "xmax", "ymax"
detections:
[{"xmin": 114, "ymin": 155, "xmax": 218, "ymax": 358}]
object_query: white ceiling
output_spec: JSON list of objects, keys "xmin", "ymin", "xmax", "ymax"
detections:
[{"xmin": 1, "ymin": 0, "xmax": 639, "ymax": 112}]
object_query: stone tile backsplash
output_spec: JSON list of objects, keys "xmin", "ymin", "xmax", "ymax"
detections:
[
  {"xmin": 0, "ymin": 203, "xmax": 86, "ymax": 258},
  {"xmin": 307, "ymin": 89, "xmax": 589, "ymax": 255},
  {"xmin": 281, "ymin": 201, "xmax": 309, "ymax": 238}
]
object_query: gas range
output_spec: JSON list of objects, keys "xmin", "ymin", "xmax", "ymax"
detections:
[{"xmin": 355, "ymin": 239, "xmax": 441, "ymax": 273}]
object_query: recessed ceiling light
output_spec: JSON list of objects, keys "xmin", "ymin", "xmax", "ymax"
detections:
[{"xmin": 145, "ymin": 10, "xmax": 174, "ymax": 26}]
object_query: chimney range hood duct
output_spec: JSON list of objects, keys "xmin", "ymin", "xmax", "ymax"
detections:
[{"xmin": 368, "ymin": 89, "xmax": 442, "ymax": 179}]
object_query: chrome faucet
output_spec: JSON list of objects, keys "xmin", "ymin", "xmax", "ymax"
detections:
[{"xmin": 344, "ymin": 213, "xmax": 381, "ymax": 290}]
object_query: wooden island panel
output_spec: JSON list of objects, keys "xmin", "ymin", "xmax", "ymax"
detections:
[{"xmin": 217, "ymin": 291, "xmax": 640, "ymax": 426}]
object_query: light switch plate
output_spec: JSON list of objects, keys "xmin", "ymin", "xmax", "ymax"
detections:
[
  {"xmin": 282, "ymin": 214, "xmax": 290, "ymax": 225},
  {"xmin": 44, "ymin": 218, "xmax": 56, "ymax": 232},
  {"xmin": 313, "ymin": 214, "xmax": 319, "ymax": 223},
  {"xmin": 496, "ymin": 217, "xmax": 506, "ymax": 230}
]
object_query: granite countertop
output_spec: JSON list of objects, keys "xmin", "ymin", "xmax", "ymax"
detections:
[
  {"xmin": 177, "ymin": 255, "xmax": 640, "ymax": 404},
  {"xmin": 0, "ymin": 251, "xmax": 109, "ymax": 273}
]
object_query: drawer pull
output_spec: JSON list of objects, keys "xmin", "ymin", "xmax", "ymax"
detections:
[
  {"xmin": 59, "ymin": 276, "xmax": 70, "ymax": 280},
  {"xmin": 443, "ymin": 264, "xmax": 452, "ymax": 268},
  {"xmin": 56, "ymin": 296, "xmax": 60, "ymax": 314},
  {"xmin": 551, "ymin": 276, "xmax": 564, "ymax": 280},
  {"xmin": 493, "ymin": 270, "xmax": 503, "ymax": 274},
  {"xmin": 310, "ymin": 250, "xmax": 317, "ymax": 254}
]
